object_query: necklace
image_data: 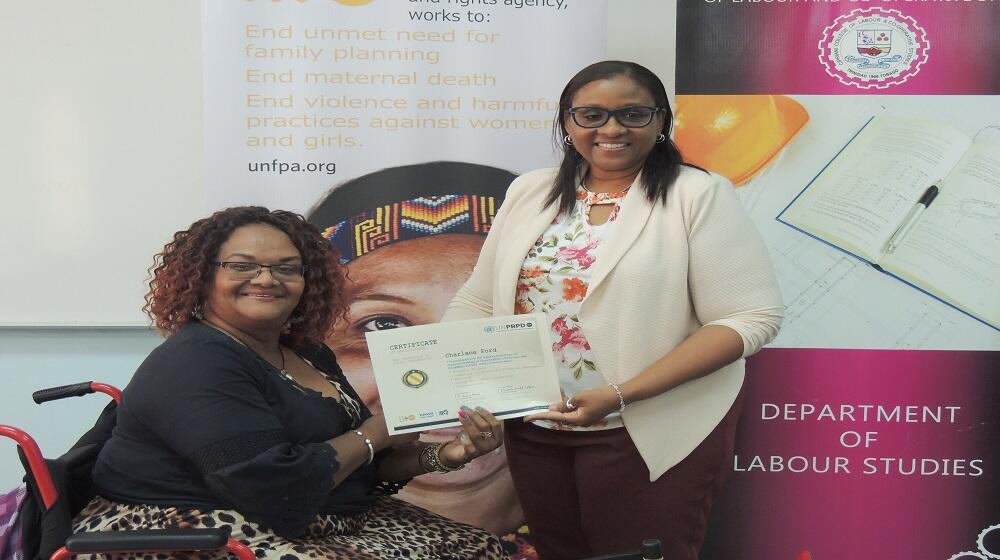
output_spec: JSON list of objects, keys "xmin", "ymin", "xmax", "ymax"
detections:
[
  {"xmin": 275, "ymin": 347, "xmax": 290, "ymax": 379},
  {"xmin": 201, "ymin": 320, "xmax": 291, "ymax": 380},
  {"xmin": 581, "ymin": 178, "xmax": 633, "ymax": 194}
]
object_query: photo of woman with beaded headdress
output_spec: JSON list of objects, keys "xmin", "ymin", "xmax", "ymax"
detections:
[{"xmin": 307, "ymin": 161, "xmax": 525, "ymax": 542}]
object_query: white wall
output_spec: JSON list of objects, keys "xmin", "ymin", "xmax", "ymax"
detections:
[{"xmin": 0, "ymin": 328, "xmax": 160, "ymax": 488}]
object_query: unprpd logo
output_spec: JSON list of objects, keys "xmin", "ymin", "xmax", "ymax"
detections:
[
  {"xmin": 484, "ymin": 321, "xmax": 534, "ymax": 334},
  {"xmin": 818, "ymin": 8, "xmax": 929, "ymax": 90}
]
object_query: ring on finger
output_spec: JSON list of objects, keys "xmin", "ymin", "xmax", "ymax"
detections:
[{"xmin": 478, "ymin": 430, "xmax": 494, "ymax": 439}]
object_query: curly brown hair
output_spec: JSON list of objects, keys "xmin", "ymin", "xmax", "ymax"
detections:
[{"xmin": 144, "ymin": 206, "xmax": 347, "ymax": 348}]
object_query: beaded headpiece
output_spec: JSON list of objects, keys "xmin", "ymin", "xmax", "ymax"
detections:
[
  {"xmin": 308, "ymin": 162, "xmax": 514, "ymax": 263},
  {"xmin": 321, "ymin": 194, "xmax": 498, "ymax": 263}
]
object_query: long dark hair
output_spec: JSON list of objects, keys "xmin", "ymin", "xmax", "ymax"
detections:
[{"xmin": 547, "ymin": 60, "xmax": 690, "ymax": 215}]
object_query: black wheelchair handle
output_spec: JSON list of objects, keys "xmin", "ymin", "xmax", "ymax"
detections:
[
  {"xmin": 65, "ymin": 528, "xmax": 231, "ymax": 554},
  {"xmin": 32, "ymin": 382, "xmax": 96, "ymax": 404}
]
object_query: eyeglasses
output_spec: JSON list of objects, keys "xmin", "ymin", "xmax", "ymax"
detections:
[
  {"xmin": 213, "ymin": 261, "xmax": 308, "ymax": 281},
  {"xmin": 567, "ymin": 106, "xmax": 663, "ymax": 129}
]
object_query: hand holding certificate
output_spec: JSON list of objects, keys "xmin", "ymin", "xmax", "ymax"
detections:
[{"xmin": 365, "ymin": 313, "xmax": 562, "ymax": 435}]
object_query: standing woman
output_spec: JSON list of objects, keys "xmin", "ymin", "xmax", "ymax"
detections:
[{"xmin": 444, "ymin": 61, "xmax": 784, "ymax": 560}]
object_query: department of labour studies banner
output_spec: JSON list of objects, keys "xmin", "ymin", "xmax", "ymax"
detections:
[{"xmin": 675, "ymin": 3, "xmax": 1000, "ymax": 559}]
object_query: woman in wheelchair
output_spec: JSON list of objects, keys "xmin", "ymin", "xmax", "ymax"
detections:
[{"xmin": 71, "ymin": 207, "xmax": 507, "ymax": 559}]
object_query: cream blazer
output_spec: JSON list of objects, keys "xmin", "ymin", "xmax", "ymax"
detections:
[{"xmin": 444, "ymin": 166, "xmax": 783, "ymax": 480}]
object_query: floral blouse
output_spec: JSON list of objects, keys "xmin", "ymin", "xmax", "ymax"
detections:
[{"xmin": 514, "ymin": 185, "xmax": 629, "ymax": 431}]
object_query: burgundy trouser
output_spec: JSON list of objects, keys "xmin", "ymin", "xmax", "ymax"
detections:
[{"xmin": 504, "ymin": 389, "xmax": 744, "ymax": 560}]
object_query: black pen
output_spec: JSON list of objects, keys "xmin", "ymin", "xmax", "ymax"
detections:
[{"xmin": 886, "ymin": 183, "xmax": 940, "ymax": 254}]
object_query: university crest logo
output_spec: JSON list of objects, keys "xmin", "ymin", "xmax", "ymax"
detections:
[{"xmin": 818, "ymin": 8, "xmax": 929, "ymax": 90}]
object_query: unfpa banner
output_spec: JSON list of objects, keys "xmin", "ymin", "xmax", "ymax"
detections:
[
  {"xmin": 202, "ymin": 0, "xmax": 607, "ymax": 550},
  {"xmin": 202, "ymin": 0, "xmax": 607, "ymax": 213},
  {"xmin": 676, "ymin": 2, "xmax": 1000, "ymax": 559}
]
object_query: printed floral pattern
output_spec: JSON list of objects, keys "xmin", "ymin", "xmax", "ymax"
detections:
[
  {"xmin": 561, "ymin": 277, "xmax": 587, "ymax": 302},
  {"xmin": 554, "ymin": 238, "xmax": 600, "ymax": 268},
  {"xmin": 515, "ymin": 186, "xmax": 630, "ymax": 431},
  {"xmin": 551, "ymin": 316, "xmax": 591, "ymax": 353}
]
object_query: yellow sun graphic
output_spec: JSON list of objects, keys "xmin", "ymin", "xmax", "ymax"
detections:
[
  {"xmin": 708, "ymin": 108, "xmax": 741, "ymax": 133},
  {"xmin": 672, "ymin": 95, "xmax": 809, "ymax": 186}
]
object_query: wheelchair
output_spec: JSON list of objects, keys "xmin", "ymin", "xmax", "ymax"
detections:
[
  {"xmin": 2, "ymin": 380, "xmax": 661, "ymax": 560},
  {"xmin": 0, "ymin": 381, "xmax": 254, "ymax": 560}
]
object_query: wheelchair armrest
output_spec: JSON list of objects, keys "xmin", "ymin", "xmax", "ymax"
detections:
[
  {"xmin": 64, "ymin": 528, "xmax": 230, "ymax": 552},
  {"xmin": 32, "ymin": 382, "xmax": 122, "ymax": 404},
  {"xmin": 32, "ymin": 383, "xmax": 97, "ymax": 404}
]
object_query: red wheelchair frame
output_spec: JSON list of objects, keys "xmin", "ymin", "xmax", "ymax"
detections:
[{"xmin": 1, "ymin": 381, "xmax": 254, "ymax": 560}]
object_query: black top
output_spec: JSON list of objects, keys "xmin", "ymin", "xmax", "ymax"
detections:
[{"xmin": 92, "ymin": 321, "xmax": 386, "ymax": 538}]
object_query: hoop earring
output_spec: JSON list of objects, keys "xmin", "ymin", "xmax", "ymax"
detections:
[
  {"xmin": 655, "ymin": 133, "xmax": 666, "ymax": 144},
  {"xmin": 564, "ymin": 135, "xmax": 573, "ymax": 145}
]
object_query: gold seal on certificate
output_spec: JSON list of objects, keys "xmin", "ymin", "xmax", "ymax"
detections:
[
  {"xmin": 365, "ymin": 313, "xmax": 561, "ymax": 434},
  {"xmin": 402, "ymin": 369, "xmax": 429, "ymax": 388}
]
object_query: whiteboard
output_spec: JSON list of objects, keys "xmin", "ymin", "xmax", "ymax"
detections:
[
  {"xmin": 0, "ymin": 1, "xmax": 204, "ymax": 326},
  {"xmin": 0, "ymin": 0, "xmax": 671, "ymax": 327}
]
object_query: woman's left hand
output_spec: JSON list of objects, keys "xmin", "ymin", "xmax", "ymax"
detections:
[
  {"xmin": 524, "ymin": 385, "xmax": 621, "ymax": 427},
  {"xmin": 439, "ymin": 406, "xmax": 504, "ymax": 468}
]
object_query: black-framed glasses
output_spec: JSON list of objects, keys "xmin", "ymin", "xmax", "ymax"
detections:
[
  {"xmin": 568, "ymin": 106, "xmax": 663, "ymax": 128},
  {"xmin": 213, "ymin": 261, "xmax": 308, "ymax": 281}
]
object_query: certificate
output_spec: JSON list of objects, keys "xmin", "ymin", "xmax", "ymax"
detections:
[{"xmin": 365, "ymin": 314, "xmax": 561, "ymax": 434}]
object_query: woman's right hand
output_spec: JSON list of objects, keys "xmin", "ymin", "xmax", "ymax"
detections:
[
  {"xmin": 359, "ymin": 413, "xmax": 419, "ymax": 452},
  {"xmin": 438, "ymin": 406, "xmax": 504, "ymax": 468}
]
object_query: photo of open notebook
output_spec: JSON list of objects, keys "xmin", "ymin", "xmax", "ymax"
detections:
[{"xmin": 777, "ymin": 114, "xmax": 1000, "ymax": 331}]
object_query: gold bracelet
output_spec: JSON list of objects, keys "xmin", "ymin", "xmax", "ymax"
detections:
[
  {"xmin": 417, "ymin": 443, "xmax": 434, "ymax": 473},
  {"xmin": 434, "ymin": 442, "xmax": 466, "ymax": 472},
  {"xmin": 419, "ymin": 443, "xmax": 465, "ymax": 473}
]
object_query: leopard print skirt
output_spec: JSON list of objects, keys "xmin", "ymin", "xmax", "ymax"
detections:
[{"xmin": 72, "ymin": 495, "xmax": 506, "ymax": 560}]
